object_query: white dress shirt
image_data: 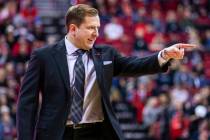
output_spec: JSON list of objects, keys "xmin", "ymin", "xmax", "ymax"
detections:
[{"xmin": 65, "ymin": 37, "xmax": 104, "ymax": 124}]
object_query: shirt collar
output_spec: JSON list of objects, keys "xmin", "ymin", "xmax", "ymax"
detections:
[{"xmin": 64, "ymin": 36, "xmax": 78, "ymax": 55}]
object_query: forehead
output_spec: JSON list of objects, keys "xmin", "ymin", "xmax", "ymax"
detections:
[{"xmin": 82, "ymin": 15, "xmax": 100, "ymax": 26}]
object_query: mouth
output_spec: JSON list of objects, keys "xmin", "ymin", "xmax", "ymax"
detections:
[{"xmin": 88, "ymin": 39, "xmax": 95, "ymax": 44}]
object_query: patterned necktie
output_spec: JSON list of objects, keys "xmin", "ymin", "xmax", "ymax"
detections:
[{"xmin": 70, "ymin": 49, "xmax": 86, "ymax": 124}]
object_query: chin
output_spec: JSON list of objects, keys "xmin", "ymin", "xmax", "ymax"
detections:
[{"xmin": 85, "ymin": 45, "xmax": 93, "ymax": 50}]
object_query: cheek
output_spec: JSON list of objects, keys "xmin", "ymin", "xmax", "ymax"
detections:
[
  {"xmin": 76, "ymin": 32, "xmax": 86, "ymax": 40},
  {"xmin": 79, "ymin": 32, "xmax": 88, "ymax": 39}
]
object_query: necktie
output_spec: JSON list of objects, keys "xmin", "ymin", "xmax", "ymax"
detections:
[{"xmin": 70, "ymin": 49, "xmax": 86, "ymax": 124}]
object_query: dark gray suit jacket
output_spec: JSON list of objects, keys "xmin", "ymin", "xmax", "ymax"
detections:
[{"xmin": 16, "ymin": 39, "xmax": 169, "ymax": 140}]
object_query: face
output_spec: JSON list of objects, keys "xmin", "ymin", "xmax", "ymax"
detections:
[{"xmin": 70, "ymin": 15, "xmax": 100, "ymax": 50}]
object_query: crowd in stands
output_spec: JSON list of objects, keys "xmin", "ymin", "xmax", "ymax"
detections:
[{"xmin": 0, "ymin": 0, "xmax": 209, "ymax": 139}]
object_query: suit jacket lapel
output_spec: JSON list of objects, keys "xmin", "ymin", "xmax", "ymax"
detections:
[
  {"xmin": 51, "ymin": 39, "xmax": 70, "ymax": 93},
  {"xmin": 91, "ymin": 47, "xmax": 104, "ymax": 93},
  {"xmin": 51, "ymin": 43, "xmax": 104, "ymax": 95}
]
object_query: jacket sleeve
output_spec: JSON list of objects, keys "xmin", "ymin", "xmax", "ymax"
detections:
[
  {"xmin": 16, "ymin": 49, "xmax": 43, "ymax": 140},
  {"xmin": 113, "ymin": 49, "xmax": 170, "ymax": 77}
]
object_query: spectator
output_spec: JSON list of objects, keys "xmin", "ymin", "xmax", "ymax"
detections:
[
  {"xmin": 133, "ymin": 27, "xmax": 148, "ymax": 52},
  {"xmin": 11, "ymin": 36, "xmax": 31, "ymax": 63},
  {"xmin": 143, "ymin": 97, "xmax": 161, "ymax": 127},
  {"xmin": 104, "ymin": 16, "xmax": 124, "ymax": 41},
  {"xmin": 203, "ymin": 30, "xmax": 210, "ymax": 51},
  {"xmin": 174, "ymin": 64, "xmax": 194, "ymax": 88},
  {"xmin": 0, "ymin": 35, "xmax": 9, "ymax": 66},
  {"xmin": 165, "ymin": 10, "xmax": 181, "ymax": 33},
  {"xmin": 170, "ymin": 111, "xmax": 189, "ymax": 140},
  {"xmin": 159, "ymin": 94, "xmax": 172, "ymax": 140},
  {"xmin": 0, "ymin": 105, "xmax": 14, "ymax": 140}
]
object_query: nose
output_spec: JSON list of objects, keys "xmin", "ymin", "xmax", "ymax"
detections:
[{"xmin": 93, "ymin": 28, "xmax": 99, "ymax": 37}]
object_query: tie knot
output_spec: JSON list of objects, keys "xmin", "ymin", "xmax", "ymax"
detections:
[{"xmin": 73, "ymin": 49, "xmax": 86, "ymax": 56}]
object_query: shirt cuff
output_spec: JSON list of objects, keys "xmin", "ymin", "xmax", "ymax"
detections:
[{"xmin": 158, "ymin": 50, "xmax": 168, "ymax": 66}]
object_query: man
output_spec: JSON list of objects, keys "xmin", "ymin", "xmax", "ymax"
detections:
[{"xmin": 16, "ymin": 4, "xmax": 195, "ymax": 140}]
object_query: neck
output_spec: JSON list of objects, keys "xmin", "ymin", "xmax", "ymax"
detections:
[
  {"xmin": 66, "ymin": 33, "xmax": 80, "ymax": 49},
  {"xmin": 66, "ymin": 33, "xmax": 91, "ymax": 51}
]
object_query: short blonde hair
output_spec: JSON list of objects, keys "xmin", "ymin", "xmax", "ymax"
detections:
[{"xmin": 65, "ymin": 4, "xmax": 98, "ymax": 31}]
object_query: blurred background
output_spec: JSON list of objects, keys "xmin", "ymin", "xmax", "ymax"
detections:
[{"xmin": 0, "ymin": 0, "xmax": 210, "ymax": 140}]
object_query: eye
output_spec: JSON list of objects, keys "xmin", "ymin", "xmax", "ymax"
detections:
[
  {"xmin": 87, "ymin": 26, "xmax": 94, "ymax": 30},
  {"xmin": 87, "ymin": 26, "xmax": 100, "ymax": 32}
]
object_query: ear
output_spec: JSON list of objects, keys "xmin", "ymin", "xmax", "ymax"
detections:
[{"xmin": 69, "ymin": 24, "xmax": 77, "ymax": 34}]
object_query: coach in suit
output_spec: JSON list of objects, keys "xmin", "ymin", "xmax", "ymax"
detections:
[{"xmin": 16, "ymin": 4, "xmax": 195, "ymax": 140}]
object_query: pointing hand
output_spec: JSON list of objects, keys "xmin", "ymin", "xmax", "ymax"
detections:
[{"xmin": 160, "ymin": 43, "xmax": 197, "ymax": 61}]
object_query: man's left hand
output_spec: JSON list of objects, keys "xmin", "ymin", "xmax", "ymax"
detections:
[{"xmin": 161, "ymin": 43, "xmax": 197, "ymax": 61}]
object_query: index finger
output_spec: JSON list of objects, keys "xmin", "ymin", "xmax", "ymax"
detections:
[{"xmin": 177, "ymin": 43, "xmax": 197, "ymax": 49}]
